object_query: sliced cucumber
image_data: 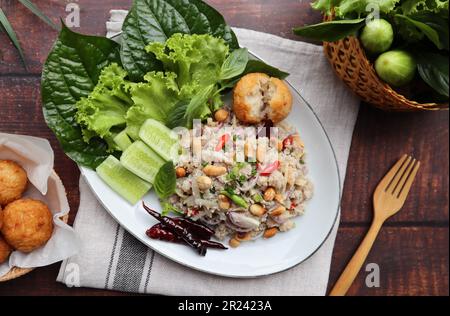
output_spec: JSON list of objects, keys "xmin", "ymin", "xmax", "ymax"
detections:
[
  {"xmin": 139, "ymin": 118, "xmax": 180, "ymax": 162},
  {"xmin": 120, "ymin": 140, "xmax": 165, "ymax": 183},
  {"xmin": 96, "ymin": 155, "xmax": 152, "ymax": 204},
  {"xmin": 113, "ymin": 130, "xmax": 133, "ymax": 151}
]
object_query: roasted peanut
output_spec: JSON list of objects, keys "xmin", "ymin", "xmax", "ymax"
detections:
[
  {"xmin": 229, "ymin": 238, "xmax": 241, "ymax": 248},
  {"xmin": 263, "ymin": 227, "xmax": 278, "ymax": 238},
  {"xmin": 175, "ymin": 167, "xmax": 186, "ymax": 178},
  {"xmin": 256, "ymin": 145, "xmax": 266, "ymax": 163},
  {"xmin": 218, "ymin": 194, "xmax": 231, "ymax": 210},
  {"xmin": 270, "ymin": 205, "xmax": 286, "ymax": 217},
  {"xmin": 193, "ymin": 139, "xmax": 202, "ymax": 157},
  {"xmin": 263, "ymin": 187, "xmax": 276, "ymax": 201},
  {"xmin": 214, "ymin": 108, "xmax": 229, "ymax": 122},
  {"xmin": 277, "ymin": 141, "xmax": 283, "ymax": 152},
  {"xmin": 235, "ymin": 232, "xmax": 252, "ymax": 241},
  {"xmin": 249, "ymin": 204, "xmax": 267, "ymax": 217},
  {"xmin": 196, "ymin": 176, "xmax": 212, "ymax": 191},
  {"xmin": 274, "ymin": 193, "xmax": 284, "ymax": 204},
  {"xmin": 244, "ymin": 142, "xmax": 256, "ymax": 159},
  {"xmin": 203, "ymin": 165, "xmax": 227, "ymax": 177}
]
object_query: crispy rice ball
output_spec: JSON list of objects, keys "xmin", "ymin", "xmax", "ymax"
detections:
[
  {"xmin": 0, "ymin": 160, "xmax": 28, "ymax": 206},
  {"xmin": 233, "ymin": 73, "xmax": 293, "ymax": 124},
  {"xmin": 0, "ymin": 206, "xmax": 3, "ymax": 231},
  {"xmin": 0, "ymin": 235, "xmax": 12, "ymax": 264},
  {"xmin": 1, "ymin": 199, "xmax": 53, "ymax": 253}
]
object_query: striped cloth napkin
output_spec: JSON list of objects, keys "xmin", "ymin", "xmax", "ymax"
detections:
[{"xmin": 56, "ymin": 11, "xmax": 360, "ymax": 295}]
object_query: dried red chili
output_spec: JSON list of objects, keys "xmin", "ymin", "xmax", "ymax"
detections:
[
  {"xmin": 143, "ymin": 203, "xmax": 207, "ymax": 255},
  {"xmin": 173, "ymin": 217, "xmax": 214, "ymax": 240},
  {"xmin": 143, "ymin": 203, "xmax": 227, "ymax": 255},
  {"xmin": 146, "ymin": 223, "xmax": 179, "ymax": 242}
]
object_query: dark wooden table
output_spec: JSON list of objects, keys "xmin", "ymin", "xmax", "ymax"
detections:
[{"xmin": 0, "ymin": 0, "xmax": 448, "ymax": 296}]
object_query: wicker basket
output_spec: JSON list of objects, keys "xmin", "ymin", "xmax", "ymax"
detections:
[{"xmin": 323, "ymin": 18, "xmax": 449, "ymax": 111}]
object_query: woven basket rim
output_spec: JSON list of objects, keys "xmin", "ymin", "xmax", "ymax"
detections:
[
  {"xmin": 357, "ymin": 42, "xmax": 448, "ymax": 110},
  {"xmin": 0, "ymin": 170, "xmax": 70, "ymax": 282},
  {"xmin": 323, "ymin": 14, "xmax": 448, "ymax": 111}
]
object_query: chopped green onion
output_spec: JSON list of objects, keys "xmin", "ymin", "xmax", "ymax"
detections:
[
  {"xmin": 252, "ymin": 194, "xmax": 263, "ymax": 203},
  {"xmin": 220, "ymin": 190, "xmax": 248, "ymax": 208}
]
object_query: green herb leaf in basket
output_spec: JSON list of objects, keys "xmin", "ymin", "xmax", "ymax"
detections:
[
  {"xmin": 416, "ymin": 52, "xmax": 449, "ymax": 97},
  {"xmin": 293, "ymin": 19, "xmax": 365, "ymax": 42}
]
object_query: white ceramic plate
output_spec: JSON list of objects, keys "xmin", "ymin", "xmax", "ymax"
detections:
[{"xmin": 80, "ymin": 54, "xmax": 340, "ymax": 278}]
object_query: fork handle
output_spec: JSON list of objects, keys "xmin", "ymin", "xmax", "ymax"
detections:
[{"xmin": 329, "ymin": 218, "xmax": 383, "ymax": 296}]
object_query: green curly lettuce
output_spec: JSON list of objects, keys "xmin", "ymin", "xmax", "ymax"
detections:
[
  {"xmin": 311, "ymin": 0, "xmax": 448, "ymax": 18},
  {"xmin": 75, "ymin": 63, "xmax": 133, "ymax": 151},
  {"xmin": 311, "ymin": 0, "xmax": 402, "ymax": 18},
  {"xmin": 337, "ymin": 0, "xmax": 400, "ymax": 18},
  {"xmin": 145, "ymin": 33, "xmax": 229, "ymax": 95},
  {"xmin": 128, "ymin": 33, "xmax": 234, "ymax": 131},
  {"xmin": 126, "ymin": 71, "xmax": 182, "ymax": 139},
  {"xmin": 398, "ymin": 0, "xmax": 449, "ymax": 16}
]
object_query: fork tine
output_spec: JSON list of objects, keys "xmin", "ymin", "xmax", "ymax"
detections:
[
  {"xmin": 384, "ymin": 155, "xmax": 410, "ymax": 192},
  {"xmin": 393, "ymin": 158, "xmax": 416, "ymax": 196},
  {"xmin": 397, "ymin": 161, "xmax": 420, "ymax": 201},
  {"xmin": 377, "ymin": 154, "xmax": 407, "ymax": 192}
]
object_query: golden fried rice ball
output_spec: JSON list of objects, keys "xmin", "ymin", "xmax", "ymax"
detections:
[
  {"xmin": 0, "ymin": 160, "xmax": 28, "ymax": 206},
  {"xmin": 0, "ymin": 235, "xmax": 12, "ymax": 264},
  {"xmin": 233, "ymin": 73, "xmax": 293, "ymax": 124},
  {"xmin": 1, "ymin": 199, "xmax": 54, "ymax": 253}
]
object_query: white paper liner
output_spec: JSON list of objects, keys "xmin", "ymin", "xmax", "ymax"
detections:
[{"xmin": 0, "ymin": 133, "xmax": 80, "ymax": 277}]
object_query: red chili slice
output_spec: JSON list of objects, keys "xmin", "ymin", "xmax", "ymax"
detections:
[
  {"xmin": 215, "ymin": 133, "xmax": 230, "ymax": 151},
  {"xmin": 258, "ymin": 160, "xmax": 280, "ymax": 176},
  {"xmin": 282, "ymin": 135, "xmax": 294, "ymax": 150}
]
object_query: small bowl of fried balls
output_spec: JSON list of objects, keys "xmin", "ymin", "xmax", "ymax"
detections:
[{"xmin": 0, "ymin": 160, "xmax": 54, "ymax": 265}]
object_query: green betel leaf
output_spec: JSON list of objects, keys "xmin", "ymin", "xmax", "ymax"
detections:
[
  {"xmin": 153, "ymin": 161, "xmax": 177, "ymax": 199},
  {"xmin": 121, "ymin": 0, "xmax": 239, "ymax": 81},
  {"xmin": 220, "ymin": 59, "xmax": 290, "ymax": 90},
  {"xmin": 416, "ymin": 52, "xmax": 449, "ymax": 98},
  {"xmin": 242, "ymin": 60, "xmax": 290, "ymax": 79},
  {"xmin": 293, "ymin": 18, "xmax": 365, "ymax": 42},
  {"xmin": 41, "ymin": 24, "xmax": 122, "ymax": 169}
]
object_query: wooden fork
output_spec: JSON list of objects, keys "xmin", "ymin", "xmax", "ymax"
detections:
[{"xmin": 329, "ymin": 154, "xmax": 420, "ymax": 296}]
